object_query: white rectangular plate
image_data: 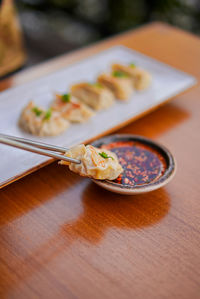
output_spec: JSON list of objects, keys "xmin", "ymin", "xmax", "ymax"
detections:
[{"xmin": 0, "ymin": 46, "xmax": 196, "ymax": 188}]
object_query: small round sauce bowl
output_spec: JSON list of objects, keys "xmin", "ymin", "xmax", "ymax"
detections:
[{"xmin": 91, "ymin": 134, "xmax": 176, "ymax": 195}]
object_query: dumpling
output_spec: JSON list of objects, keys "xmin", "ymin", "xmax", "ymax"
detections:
[
  {"xmin": 71, "ymin": 82, "xmax": 114, "ymax": 110},
  {"xmin": 19, "ymin": 101, "xmax": 70, "ymax": 136},
  {"xmin": 60, "ymin": 144, "xmax": 123, "ymax": 180},
  {"xmin": 51, "ymin": 93, "xmax": 95, "ymax": 123},
  {"xmin": 97, "ymin": 72, "xmax": 133, "ymax": 100},
  {"xmin": 112, "ymin": 63, "xmax": 152, "ymax": 90}
]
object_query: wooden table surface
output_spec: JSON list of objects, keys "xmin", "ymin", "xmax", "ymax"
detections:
[{"xmin": 0, "ymin": 22, "xmax": 200, "ymax": 299}]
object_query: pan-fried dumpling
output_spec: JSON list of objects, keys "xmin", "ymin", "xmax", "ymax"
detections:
[
  {"xmin": 51, "ymin": 93, "xmax": 95, "ymax": 123},
  {"xmin": 19, "ymin": 101, "xmax": 69, "ymax": 136},
  {"xmin": 60, "ymin": 144, "xmax": 123, "ymax": 180},
  {"xmin": 112, "ymin": 63, "xmax": 152, "ymax": 90},
  {"xmin": 97, "ymin": 72, "xmax": 133, "ymax": 100},
  {"xmin": 71, "ymin": 82, "xmax": 114, "ymax": 110}
]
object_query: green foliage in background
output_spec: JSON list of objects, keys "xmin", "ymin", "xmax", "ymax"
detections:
[
  {"xmin": 16, "ymin": 0, "xmax": 200, "ymax": 64},
  {"xmin": 18, "ymin": 0, "xmax": 200, "ymax": 34}
]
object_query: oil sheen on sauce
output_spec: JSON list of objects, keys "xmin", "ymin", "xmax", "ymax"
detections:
[{"xmin": 101, "ymin": 141, "xmax": 167, "ymax": 187}]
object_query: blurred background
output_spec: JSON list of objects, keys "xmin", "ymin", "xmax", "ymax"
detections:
[{"xmin": 1, "ymin": 0, "xmax": 200, "ymax": 76}]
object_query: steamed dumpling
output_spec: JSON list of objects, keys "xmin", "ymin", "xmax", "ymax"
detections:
[
  {"xmin": 51, "ymin": 93, "xmax": 95, "ymax": 123},
  {"xmin": 112, "ymin": 63, "xmax": 152, "ymax": 90},
  {"xmin": 71, "ymin": 82, "xmax": 114, "ymax": 110},
  {"xmin": 60, "ymin": 144, "xmax": 123, "ymax": 180},
  {"xmin": 19, "ymin": 101, "xmax": 70, "ymax": 136},
  {"xmin": 97, "ymin": 72, "xmax": 133, "ymax": 100}
]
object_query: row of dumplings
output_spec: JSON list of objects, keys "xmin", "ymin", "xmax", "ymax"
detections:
[{"xmin": 19, "ymin": 62, "xmax": 152, "ymax": 136}]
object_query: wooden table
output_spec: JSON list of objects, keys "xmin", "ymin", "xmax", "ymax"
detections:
[{"xmin": 0, "ymin": 22, "xmax": 200, "ymax": 299}]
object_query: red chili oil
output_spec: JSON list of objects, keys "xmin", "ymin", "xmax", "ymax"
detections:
[{"xmin": 101, "ymin": 141, "xmax": 167, "ymax": 186}]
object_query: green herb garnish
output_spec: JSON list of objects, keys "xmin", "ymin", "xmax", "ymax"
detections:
[
  {"xmin": 112, "ymin": 70, "xmax": 128, "ymax": 78},
  {"xmin": 32, "ymin": 107, "xmax": 43, "ymax": 117},
  {"xmin": 43, "ymin": 108, "xmax": 52, "ymax": 121},
  {"xmin": 93, "ymin": 82, "xmax": 103, "ymax": 88},
  {"xmin": 130, "ymin": 63, "xmax": 136, "ymax": 68},
  {"xmin": 99, "ymin": 152, "xmax": 114, "ymax": 160},
  {"xmin": 89, "ymin": 82, "xmax": 103, "ymax": 88},
  {"xmin": 61, "ymin": 93, "xmax": 71, "ymax": 103}
]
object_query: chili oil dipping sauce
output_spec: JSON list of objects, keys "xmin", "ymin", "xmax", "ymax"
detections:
[
  {"xmin": 102, "ymin": 141, "xmax": 166, "ymax": 187},
  {"xmin": 92, "ymin": 135, "xmax": 176, "ymax": 195}
]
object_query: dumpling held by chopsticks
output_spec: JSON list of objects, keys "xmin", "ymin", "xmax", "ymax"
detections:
[{"xmin": 60, "ymin": 144, "xmax": 123, "ymax": 180}]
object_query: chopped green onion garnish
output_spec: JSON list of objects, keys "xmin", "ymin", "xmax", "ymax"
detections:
[
  {"xmin": 130, "ymin": 63, "xmax": 136, "ymax": 68},
  {"xmin": 89, "ymin": 82, "xmax": 103, "ymax": 88},
  {"xmin": 43, "ymin": 108, "xmax": 52, "ymax": 120},
  {"xmin": 32, "ymin": 107, "xmax": 43, "ymax": 117},
  {"xmin": 99, "ymin": 152, "xmax": 114, "ymax": 160},
  {"xmin": 112, "ymin": 70, "xmax": 128, "ymax": 78},
  {"xmin": 61, "ymin": 93, "xmax": 71, "ymax": 103},
  {"xmin": 93, "ymin": 83, "xmax": 103, "ymax": 88}
]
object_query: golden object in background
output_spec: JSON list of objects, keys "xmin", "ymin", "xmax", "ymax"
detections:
[{"xmin": 0, "ymin": 0, "xmax": 26, "ymax": 77}]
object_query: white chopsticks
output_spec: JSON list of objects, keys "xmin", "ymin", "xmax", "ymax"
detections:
[{"xmin": 0, "ymin": 134, "xmax": 81, "ymax": 164}]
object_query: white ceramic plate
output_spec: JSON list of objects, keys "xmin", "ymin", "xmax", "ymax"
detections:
[{"xmin": 0, "ymin": 46, "xmax": 196, "ymax": 188}]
